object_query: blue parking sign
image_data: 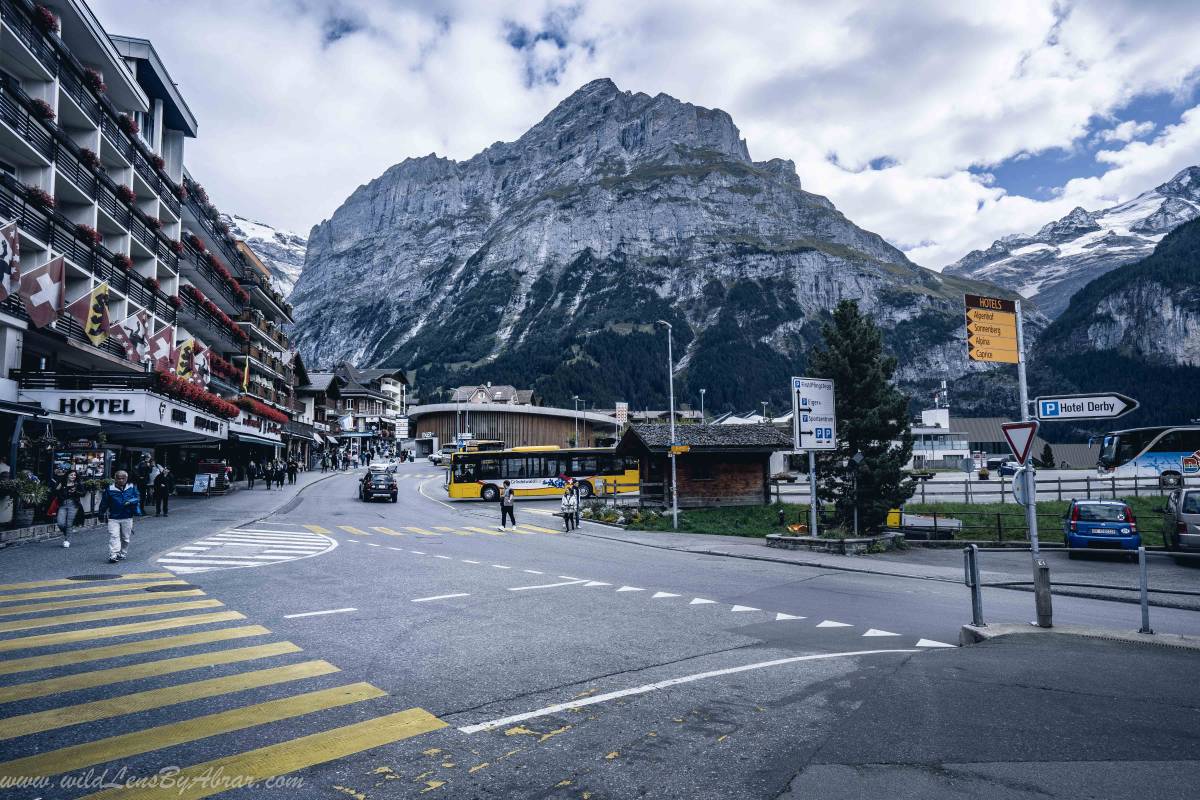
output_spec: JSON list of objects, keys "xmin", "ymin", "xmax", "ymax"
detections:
[{"xmin": 1040, "ymin": 400, "xmax": 1059, "ymax": 417}]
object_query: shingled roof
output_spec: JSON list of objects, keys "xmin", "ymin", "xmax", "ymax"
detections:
[{"xmin": 618, "ymin": 424, "xmax": 792, "ymax": 452}]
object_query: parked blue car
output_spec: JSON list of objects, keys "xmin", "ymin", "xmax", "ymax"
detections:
[{"xmin": 1063, "ymin": 499, "xmax": 1140, "ymax": 558}]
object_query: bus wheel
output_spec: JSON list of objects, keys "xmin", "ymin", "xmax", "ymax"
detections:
[
  {"xmin": 1160, "ymin": 472, "xmax": 1182, "ymax": 489},
  {"xmin": 578, "ymin": 481, "xmax": 593, "ymax": 499},
  {"xmin": 481, "ymin": 485, "xmax": 499, "ymax": 502}
]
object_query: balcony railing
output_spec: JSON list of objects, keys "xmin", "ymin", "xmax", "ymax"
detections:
[
  {"xmin": 55, "ymin": 145, "xmax": 99, "ymax": 198},
  {"xmin": 183, "ymin": 194, "xmax": 249, "ymax": 278},
  {"xmin": 0, "ymin": 76, "xmax": 55, "ymax": 160},
  {"xmin": 236, "ymin": 311, "xmax": 289, "ymax": 349},
  {"xmin": 180, "ymin": 242, "xmax": 243, "ymax": 310},
  {"xmin": 0, "ymin": 0, "xmax": 57, "ymax": 71},
  {"xmin": 180, "ymin": 291, "xmax": 240, "ymax": 347}
]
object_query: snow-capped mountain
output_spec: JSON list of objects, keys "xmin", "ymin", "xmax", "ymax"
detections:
[
  {"xmin": 220, "ymin": 214, "xmax": 307, "ymax": 297},
  {"xmin": 944, "ymin": 166, "xmax": 1200, "ymax": 317}
]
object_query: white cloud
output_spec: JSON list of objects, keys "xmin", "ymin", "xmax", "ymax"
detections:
[{"xmin": 88, "ymin": 0, "xmax": 1200, "ymax": 268}]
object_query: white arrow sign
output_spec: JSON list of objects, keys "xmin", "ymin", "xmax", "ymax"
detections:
[
  {"xmin": 1001, "ymin": 421, "xmax": 1039, "ymax": 465},
  {"xmin": 791, "ymin": 376, "xmax": 836, "ymax": 451},
  {"xmin": 1035, "ymin": 393, "xmax": 1138, "ymax": 421}
]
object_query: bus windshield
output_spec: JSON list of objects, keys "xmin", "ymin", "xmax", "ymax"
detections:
[{"xmin": 1098, "ymin": 429, "xmax": 1161, "ymax": 468}]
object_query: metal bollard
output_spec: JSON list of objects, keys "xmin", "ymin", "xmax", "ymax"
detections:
[
  {"xmin": 963, "ymin": 544, "xmax": 985, "ymax": 627},
  {"xmin": 1138, "ymin": 546, "xmax": 1153, "ymax": 634},
  {"xmin": 1033, "ymin": 560, "xmax": 1052, "ymax": 628}
]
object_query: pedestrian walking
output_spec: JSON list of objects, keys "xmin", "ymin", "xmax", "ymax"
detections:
[
  {"xmin": 287, "ymin": 458, "xmax": 298, "ymax": 485},
  {"xmin": 99, "ymin": 470, "xmax": 141, "ymax": 563},
  {"xmin": 499, "ymin": 480, "xmax": 516, "ymax": 531},
  {"xmin": 273, "ymin": 460, "xmax": 285, "ymax": 489},
  {"xmin": 50, "ymin": 469, "xmax": 84, "ymax": 548},
  {"xmin": 560, "ymin": 481, "xmax": 578, "ymax": 531},
  {"xmin": 153, "ymin": 466, "xmax": 176, "ymax": 516},
  {"xmin": 247, "ymin": 459, "xmax": 257, "ymax": 489},
  {"xmin": 132, "ymin": 456, "xmax": 151, "ymax": 510}
]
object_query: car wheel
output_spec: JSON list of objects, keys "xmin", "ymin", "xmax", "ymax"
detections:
[
  {"xmin": 481, "ymin": 485, "xmax": 499, "ymax": 502},
  {"xmin": 577, "ymin": 481, "xmax": 594, "ymax": 499}
]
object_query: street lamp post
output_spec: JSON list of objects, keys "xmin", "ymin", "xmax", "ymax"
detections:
[
  {"xmin": 572, "ymin": 395, "xmax": 580, "ymax": 447},
  {"xmin": 761, "ymin": 401, "xmax": 768, "ymax": 422},
  {"xmin": 699, "ymin": 389, "xmax": 706, "ymax": 423},
  {"xmin": 656, "ymin": 320, "xmax": 679, "ymax": 530}
]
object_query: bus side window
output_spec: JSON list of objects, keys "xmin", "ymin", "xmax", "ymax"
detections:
[
  {"xmin": 623, "ymin": 457, "xmax": 639, "ymax": 472},
  {"xmin": 478, "ymin": 458, "xmax": 500, "ymax": 480},
  {"xmin": 454, "ymin": 460, "xmax": 477, "ymax": 481}
]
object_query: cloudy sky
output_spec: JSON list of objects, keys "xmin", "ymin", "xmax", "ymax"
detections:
[{"xmin": 91, "ymin": 0, "xmax": 1200, "ymax": 269}]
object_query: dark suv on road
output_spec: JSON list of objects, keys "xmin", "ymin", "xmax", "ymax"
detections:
[{"xmin": 360, "ymin": 471, "xmax": 398, "ymax": 503}]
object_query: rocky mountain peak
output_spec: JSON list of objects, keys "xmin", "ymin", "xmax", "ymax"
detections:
[
  {"xmin": 1157, "ymin": 165, "xmax": 1200, "ymax": 202},
  {"xmin": 1036, "ymin": 206, "xmax": 1099, "ymax": 242}
]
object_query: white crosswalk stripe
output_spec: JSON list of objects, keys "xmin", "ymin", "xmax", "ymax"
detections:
[{"xmin": 156, "ymin": 527, "xmax": 337, "ymax": 574}]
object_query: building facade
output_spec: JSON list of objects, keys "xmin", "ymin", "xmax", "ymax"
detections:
[{"xmin": 0, "ymin": 0, "xmax": 299, "ymax": 495}]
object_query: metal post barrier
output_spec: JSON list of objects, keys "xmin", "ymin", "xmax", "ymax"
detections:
[
  {"xmin": 1138, "ymin": 546, "xmax": 1153, "ymax": 634},
  {"xmin": 1034, "ymin": 560, "xmax": 1052, "ymax": 628},
  {"xmin": 964, "ymin": 544, "xmax": 984, "ymax": 627},
  {"xmin": 995, "ymin": 512, "xmax": 1002, "ymax": 545},
  {"xmin": 1086, "ymin": 476, "xmax": 1091, "ymax": 499},
  {"xmin": 1057, "ymin": 477, "xmax": 1062, "ymax": 502}
]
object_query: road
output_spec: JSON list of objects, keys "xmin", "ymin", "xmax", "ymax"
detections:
[{"xmin": 1, "ymin": 463, "xmax": 1198, "ymax": 799}]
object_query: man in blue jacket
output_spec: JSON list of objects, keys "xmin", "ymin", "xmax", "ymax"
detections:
[{"xmin": 99, "ymin": 470, "xmax": 141, "ymax": 563}]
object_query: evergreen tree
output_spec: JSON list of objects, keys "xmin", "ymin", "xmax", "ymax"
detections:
[
  {"xmin": 807, "ymin": 300, "xmax": 914, "ymax": 533},
  {"xmin": 1036, "ymin": 442, "xmax": 1056, "ymax": 469}
]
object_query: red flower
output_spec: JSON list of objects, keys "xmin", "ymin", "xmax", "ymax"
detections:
[
  {"xmin": 174, "ymin": 184, "xmax": 187, "ymax": 202},
  {"xmin": 112, "ymin": 253, "xmax": 133, "ymax": 271},
  {"xmin": 117, "ymin": 185, "xmax": 136, "ymax": 204},
  {"xmin": 30, "ymin": 99, "xmax": 55, "ymax": 123},
  {"xmin": 187, "ymin": 234, "xmax": 204, "ymax": 253},
  {"xmin": 146, "ymin": 217, "xmax": 163, "ymax": 231},
  {"xmin": 169, "ymin": 239, "xmax": 184, "ymax": 255},
  {"xmin": 75, "ymin": 223, "xmax": 103, "ymax": 247},
  {"xmin": 145, "ymin": 277, "xmax": 160, "ymax": 291},
  {"xmin": 150, "ymin": 154, "xmax": 165, "ymax": 170},
  {"xmin": 118, "ymin": 114, "xmax": 139, "ymax": 137},
  {"xmin": 26, "ymin": 186, "xmax": 55, "ymax": 209},
  {"xmin": 33, "ymin": 4, "xmax": 59, "ymax": 34},
  {"xmin": 83, "ymin": 68, "xmax": 107, "ymax": 94},
  {"xmin": 79, "ymin": 148, "xmax": 100, "ymax": 170},
  {"xmin": 168, "ymin": 295, "xmax": 182, "ymax": 309}
]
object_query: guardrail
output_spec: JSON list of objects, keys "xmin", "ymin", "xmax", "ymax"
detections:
[{"xmin": 780, "ymin": 474, "xmax": 1196, "ymax": 505}]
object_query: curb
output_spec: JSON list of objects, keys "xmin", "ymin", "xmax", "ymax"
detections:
[
  {"xmin": 960, "ymin": 622, "xmax": 1200, "ymax": 652},
  {"xmin": 573, "ymin": 528, "xmax": 1199, "ymax": 610}
]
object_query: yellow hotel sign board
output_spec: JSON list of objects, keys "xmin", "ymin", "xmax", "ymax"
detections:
[{"xmin": 965, "ymin": 294, "xmax": 1019, "ymax": 364}]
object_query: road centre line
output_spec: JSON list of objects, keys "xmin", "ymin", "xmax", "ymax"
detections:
[
  {"xmin": 283, "ymin": 608, "xmax": 358, "ymax": 619},
  {"xmin": 458, "ymin": 649, "xmax": 918, "ymax": 734},
  {"xmin": 411, "ymin": 593, "xmax": 470, "ymax": 603},
  {"xmin": 508, "ymin": 579, "xmax": 588, "ymax": 592}
]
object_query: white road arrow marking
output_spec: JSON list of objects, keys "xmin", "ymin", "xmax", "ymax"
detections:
[
  {"xmin": 816, "ymin": 620, "xmax": 853, "ymax": 628},
  {"xmin": 730, "ymin": 605, "xmax": 760, "ymax": 613},
  {"xmin": 651, "ymin": 592, "xmax": 680, "ymax": 599},
  {"xmin": 689, "ymin": 598, "xmax": 716, "ymax": 605},
  {"xmin": 508, "ymin": 580, "xmax": 587, "ymax": 592},
  {"xmin": 774, "ymin": 613, "xmax": 805, "ymax": 621},
  {"xmin": 916, "ymin": 639, "xmax": 956, "ymax": 648},
  {"xmin": 412, "ymin": 593, "xmax": 470, "ymax": 603},
  {"xmin": 862, "ymin": 629, "xmax": 901, "ymax": 637},
  {"xmin": 616, "ymin": 586, "xmax": 644, "ymax": 592},
  {"xmin": 583, "ymin": 581, "xmax": 611, "ymax": 587}
]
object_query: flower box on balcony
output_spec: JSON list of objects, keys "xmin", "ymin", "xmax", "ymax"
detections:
[
  {"xmin": 118, "ymin": 114, "xmax": 139, "ymax": 137},
  {"xmin": 83, "ymin": 68, "xmax": 107, "ymax": 95},
  {"xmin": 169, "ymin": 239, "xmax": 184, "ymax": 256},
  {"xmin": 25, "ymin": 186, "xmax": 55, "ymax": 209},
  {"xmin": 79, "ymin": 149, "xmax": 101, "ymax": 170},
  {"xmin": 34, "ymin": 5, "xmax": 59, "ymax": 34},
  {"xmin": 151, "ymin": 154, "xmax": 165, "ymax": 171},
  {"xmin": 112, "ymin": 253, "xmax": 133, "ymax": 272},
  {"xmin": 116, "ymin": 185, "xmax": 136, "ymax": 204},
  {"xmin": 145, "ymin": 277, "xmax": 160, "ymax": 291},
  {"xmin": 75, "ymin": 224, "xmax": 102, "ymax": 248},
  {"xmin": 168, "ymin": 295, "xmax": 182, "ymax": 309},
  {"xmin": 30, "ymin": 99, "xmax": 55, "ymax": 123}
]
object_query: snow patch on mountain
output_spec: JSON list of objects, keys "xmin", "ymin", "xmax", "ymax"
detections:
[
  {"xmin": 945, "ymin": 166, "xmax": 1200, "ymax": 317},
  {"xmin": 220, "ymin": 214, "xmax": 307, "ymax": 297}
]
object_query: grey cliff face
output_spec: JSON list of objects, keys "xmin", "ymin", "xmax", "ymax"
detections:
[
  {"xmin": 945, "ymin": 165, "xmax": 1200, "ymax": 318},
  {"xmin": 290, "ymin": 79, "xmax": 1023, "ymax": 405}
]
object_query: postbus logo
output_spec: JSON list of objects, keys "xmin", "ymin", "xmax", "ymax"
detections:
[{"xmin": 1183, "ymin": 450, "xmax": 1200, "ymax": 474}]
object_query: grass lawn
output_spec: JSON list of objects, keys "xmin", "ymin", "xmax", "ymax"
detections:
[
  {"xmin": 630, "ymin": 503, "xmax": 812, "ymax": 538},
  {"xmin": 903, "ymin": 496, "xmax": 1169, "ymax": 545}
]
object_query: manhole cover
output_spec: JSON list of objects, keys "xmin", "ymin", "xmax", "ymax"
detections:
[
  {"xmin": 144, "ymin": 584, "xmax": 196, "ymax": 592},
  {"xmin": 67, "ymin": 574, "xmax": 123, "ymax": 581}
]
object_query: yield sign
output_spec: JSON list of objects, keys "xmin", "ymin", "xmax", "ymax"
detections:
[{"xmin": 1001, "ymin": 421, "xmax": 1040, "ymax": 465}]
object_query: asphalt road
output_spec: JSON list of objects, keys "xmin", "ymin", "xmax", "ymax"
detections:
[{"xmin": 1, "ymin": 463, "xmax": 1198, "ymax": 799}]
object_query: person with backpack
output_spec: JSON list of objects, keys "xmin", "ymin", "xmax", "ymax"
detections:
[
  {"xmin": 560, "ymin": 480, "xmax": 578, "ymax": 531},
  {"xmin": 499, "ymin": 480, "xmax": 516, "ymax": 531},
  {"xmin": 99, "ymin": 470, "xmax": 141, "ymax": 563},
  {"xmin": 50, "ymin": 469, "xmax": 85, "ymax": 548},
  {"xmin": 153, "ymin": 466, "xmax": 176, "ymax": 516},
  {"xmin": 247, "ymin": 459, "xmax": 257, "ymax": 489}
]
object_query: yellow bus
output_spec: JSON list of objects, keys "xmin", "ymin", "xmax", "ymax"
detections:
[{"xmin": 446, "ymin": 447, "xmax": 640, "ymax": 501}]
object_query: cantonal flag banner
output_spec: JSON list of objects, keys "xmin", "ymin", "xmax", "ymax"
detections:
[
  {"xmin": 191, "ymin": 342, "xmax": 211, "ymax": 387},
  {"xmin": 65, "ymin": 282, "xmax": 111, "ymax": 346},
  {"xmin": 18, "ymin": 256, "xmax": 65, "ymax": 328},
  {"xmin": 0, "ymin": 221, "xmax": 20, "ymax": 302},
  {"xmin": 149, "ymin": 324, "xmax": 175, "ymax": 371},
  {"xmin": 175, "ymin": 337, "xmax": 196, "ymax": 380},
  {"xmin": 110, "ymin": 311, "xmax": 151, "ymax": 364}
]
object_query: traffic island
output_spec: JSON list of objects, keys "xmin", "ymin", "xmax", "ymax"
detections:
[
  {"xmin": 766, "ymin": 531, "xmax": 903, "ymax": 555},
  {"xmin": 959, "ymin": 622, "xmax": 1200, "ymax": 651}
]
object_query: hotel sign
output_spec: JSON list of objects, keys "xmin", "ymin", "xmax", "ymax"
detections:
[{"xmin": 23, "ymin": 389, "xmax": 228, "ymax": 440}]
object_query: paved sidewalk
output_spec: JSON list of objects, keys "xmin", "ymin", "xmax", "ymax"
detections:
[
  {"xmin": 0, "ymin": 467, "xmax": 348, "ymax": 577},
  {"xmin": 577, "ymin": 525, "xmax": 1200, "ymax": 610}
]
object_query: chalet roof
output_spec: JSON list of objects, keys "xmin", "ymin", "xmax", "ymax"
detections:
[
  {"xmin": 450, "ymin": 384, "xmax": 525, "ymax": 403},
  {"xmin": 617, "ymin": 424, "xmax": 792, "ymax": 454},
  {"xmin": 298, "ymin": 372, "xmax": 345, "ymax": 397}
]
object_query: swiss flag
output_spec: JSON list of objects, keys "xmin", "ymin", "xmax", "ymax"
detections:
[
  {"xmin": 19, "ymin": 256, "xmax": 65, "ymax": 328},
  {"xmin": 0, "ymin": 221, "xmax": 20, "ymax": 302},
  {"xmin": 148, "ymin": 324, "xmax": 175, "ymax": 371}
]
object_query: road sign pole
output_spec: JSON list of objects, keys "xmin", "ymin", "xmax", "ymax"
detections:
[{"xmin": 1015, "ymin": 300, "xmax": 1040, "ymax": 562}]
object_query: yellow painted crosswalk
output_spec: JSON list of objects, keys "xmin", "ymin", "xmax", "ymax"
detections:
[{"xmin": 0, "ymin": 573, "xmax": 446, "ymax": 787}]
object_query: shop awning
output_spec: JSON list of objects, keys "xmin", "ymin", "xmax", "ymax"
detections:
[
  {"xmin": 44, "ymin": 411, "xmax": 101, "ymax": 428},
  {"xmin": 231, "ymin": 432, "xmax": 283, "ymax": 448}
]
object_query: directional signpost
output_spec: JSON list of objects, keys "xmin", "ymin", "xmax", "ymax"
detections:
[
  {"xmin": 1036, "ymin": 393, "xmax": 1138, "ymax": 421},
  {"xmin": 965, "ymin": 294, "xmax": 1019, "ymax": 364},
  {"xmin": 792, "ymin": 376, "xmax": 837, "ymax": 538}
]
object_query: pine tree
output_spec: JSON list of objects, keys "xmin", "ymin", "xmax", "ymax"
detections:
[
  {"xmin": 807, "ymin": 300, "xmax": 914, "ymax": 533},
  {"xmin": 1036, "ymin": 442, "xmax": 1056, "ymax": 469}
]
